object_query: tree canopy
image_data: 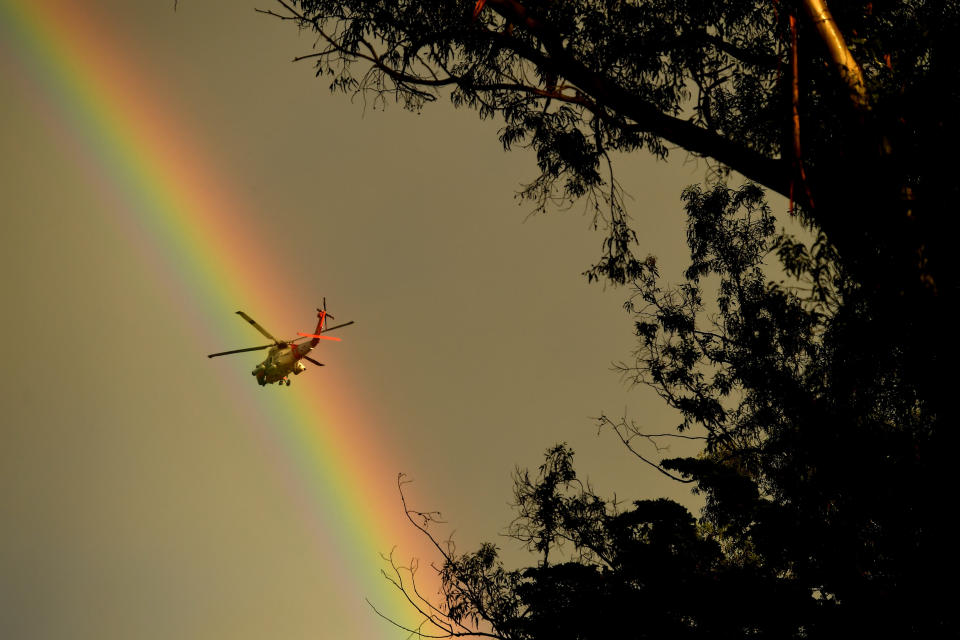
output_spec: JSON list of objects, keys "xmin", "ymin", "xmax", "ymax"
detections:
[{"xmin": 265, "ymin": 1, "xmax": 960, "ymax": 637}]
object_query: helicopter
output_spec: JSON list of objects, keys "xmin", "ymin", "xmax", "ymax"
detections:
[{"xmin": 207, "ymin": 300, "xmax": 353, "ymax": 387}]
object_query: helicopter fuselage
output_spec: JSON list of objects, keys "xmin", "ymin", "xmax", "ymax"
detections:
[{"xmin": 252, "ymin": 342, "xmax": 312, "ymax": 385}]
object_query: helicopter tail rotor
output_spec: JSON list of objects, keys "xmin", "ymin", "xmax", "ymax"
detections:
[
  {"xmin": 317, "ymin": 297, "xmax": 335, "ymax": 322},
  {"xmin": 300, "ymin": 300, "xmax": 353, "ymax": 344}
]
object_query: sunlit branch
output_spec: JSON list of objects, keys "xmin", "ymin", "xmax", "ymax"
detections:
[{"xmin": 801, "ymin": 0, "xmax": 869, "ymax": 111}]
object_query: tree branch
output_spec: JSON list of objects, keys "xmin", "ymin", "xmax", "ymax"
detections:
[
  {"xmin": 596, "ymin": 414, "xmax": 697, "ymax": 483},
  {"xmin": 480, "ymin": 0, "xmax": 790, "ymax": 197},
  {"xmin": 801, "ymin": 0, "xmax": 869, "ymax": 112}
]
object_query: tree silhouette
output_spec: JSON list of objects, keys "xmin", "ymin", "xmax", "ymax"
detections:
[
  {"xmin": 265, "ymin": 0, "xmax": 958, "ymax": 292},
  {"xmin": 265, "ymin": 2, "xmax": 959, "ymax": 636}
]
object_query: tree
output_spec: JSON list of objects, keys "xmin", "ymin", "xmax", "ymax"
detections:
[
  {"xmin": 264, "ymin": 0, "xmax": 958, "ymax": 290},
  {"xmin": 264, "ymin": 2, "xmax": 959, "ymax": 637}
]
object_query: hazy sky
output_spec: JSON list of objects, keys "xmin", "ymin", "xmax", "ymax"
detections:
[{"xmin": 1, "ymin": 2, "xmax": 721, "ymax": 638}]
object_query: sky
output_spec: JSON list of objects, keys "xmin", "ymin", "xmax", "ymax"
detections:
[{"xmin": 0, "ymin": 2, "xmax": 722, "ymax": 638}]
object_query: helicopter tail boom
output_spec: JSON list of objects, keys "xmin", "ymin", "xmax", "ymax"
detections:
[{"xmin": 307, "ymin": 309, "xmax": 328, "ymax": 347}]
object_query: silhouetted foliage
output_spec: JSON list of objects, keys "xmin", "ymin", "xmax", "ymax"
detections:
[
  {"xmin": 265, "ymin": 1, "xmax": 959, "ymax": 637},
  {"xmin": 265, "ymin": 0, "xmax": 960, "ymax": 295}
]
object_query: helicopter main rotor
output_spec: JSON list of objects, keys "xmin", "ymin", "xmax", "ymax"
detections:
[
  {"xmin": 206, "ymin": 302, "xmax": 353, "ymax": 360},
  {"xmin": 236, "ymin": 310, "xmax": 283, "ymax": 345},
  {"xmin": 207, "ymin": 343, "xmax": 274, "ymax": 358}
]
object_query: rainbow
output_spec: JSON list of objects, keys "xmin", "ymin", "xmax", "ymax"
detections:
[{"xmin": 0, "ymin": 1, "xmax": 433, "ymax": 635}]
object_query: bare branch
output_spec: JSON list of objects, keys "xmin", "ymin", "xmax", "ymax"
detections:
[
  {"xmin": 364, "ymin": 475, "xmax": 512, "ymax": 640},
  {"xmin": 596, "ymin": 414, "xmax": 698, "ymax": 483}
]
